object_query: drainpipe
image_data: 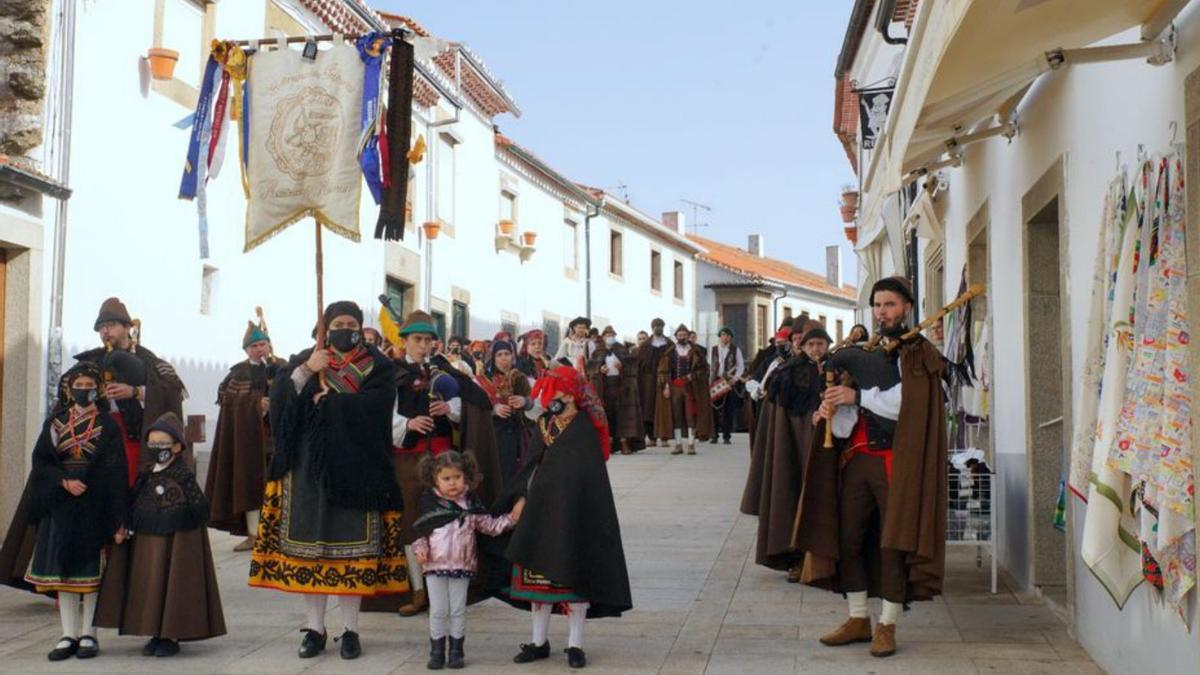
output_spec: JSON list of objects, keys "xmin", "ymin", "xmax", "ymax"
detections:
[
  {"xmin": 584, "ymin": 199, "xmax": 600, "ymax": 319},
  {"xmin": 45, "ymin": 0, "xmax": 77, "ymax": 411},
  {"xmin": 875, "ymin": 0, "xmax": 908, "ymax": 45},
  {"xmin": 771, "ymin": 286, "xmax": 789, "ymax": 336}
]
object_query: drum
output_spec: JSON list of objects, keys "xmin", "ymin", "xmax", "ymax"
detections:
[{"xmin": 709, "ymin": 378, "xmax": 733, "ymax": 402}]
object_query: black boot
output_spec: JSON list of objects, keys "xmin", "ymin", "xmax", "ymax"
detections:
[
  {"xmin": 513, "ymin": 641, "xmax": 551, "ymax": 663},
  {"xmin": 154, "ymin": 639, "xmax": 180, "ymax": 657},
  {"xmin": 566, "ymin": 647, "xmax": 588, "ymax": 668},
  {"xmin": 427, "ymin": 637, "xmax": 446, "ymax": 670},
  {"xmin": 298, "ymin": 629, "xmax": 327, "ymax": 658},
  {"xmin": 447, "ymin": 636, "xmax": 465, "ymax": 669},
  {"xmin": 338, "ymin": 630, "xmax": 361, "ymax": 660},
  {"xmin": 141, "ymin": 637, "xmax": 161, "ymax": 656}
]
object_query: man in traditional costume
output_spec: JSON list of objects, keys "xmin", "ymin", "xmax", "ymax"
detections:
[
  {"xmin": 205, "ymin": 319, "xmax": 284, "ymax": 551},
  {"xmin": 587, "ymin": 326, "xmax": 645, "ymax": 456},
  {"xmin": 554, "ymin": 317, "xmax": 596, "ymax": 371},
  {"xmin": 709, "ymin": 327, "xmax": 746, "ymax": 445},
  {"xmin": 491, "ymin": 366, "xmax": 632, "ymax": 669},
  {"xmin": 75, "ymin": 297, "xmax": 186, "ymax": 486},
  {"xmin": 478, "ymin": 338, "xmax": 538, "ymax": 484},
  {"xmin": 798, "ymin": 277, "xmax": 947, "ymax": 658},
  {"xmin": 517, "ymin": 329, "xmax": 553, "ymax": 382},
  {"xmin": 636, "ymin": 318, "xmax": 673, "ymax": 446},
  {"xmin": 744, "ymin": 320, "xmax": 796, "ymax": 448},
  {"xmin": 380, "ymin": 310, "xmax": 502, "ymax": 618},
  {"xmin": 0, "ymin": 363, "xmax": 128, "ymax": 661},
  {"xmin": 740, "ymin": 320, "xmax": 829, "ymax": 580},
  {"xmin": 655, "ymin": 324, "xmax": 714, "ymax": 455},
  {"xmin": 248, "ymin": 301, "xmax": 408, "ymax": 660}
]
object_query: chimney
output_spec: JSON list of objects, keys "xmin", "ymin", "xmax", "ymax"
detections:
[
  {"xmin": 747, "ymin": 234, "xmax": 765, "ymax": 258},
  {"xmin": 662, "ymin": 211, "xmax": 686, "ymax": 234},
  {"xmin": 825, "ymin": 245, "xmax": 842, "ymax": 288}
]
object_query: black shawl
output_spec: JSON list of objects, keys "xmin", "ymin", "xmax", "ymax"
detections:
[
  {"xmin": 411, "ymin": 489, "xmax": 486, "ymax": 539},
  {"xmin": 488, "ymin": 414, "xmax": 632, "ymax": 618},
  {"xmin": 130, "ymin": 459, "xmax": 209, "ymax": 536},
  {"xmin": 267, "ymin": 346, "xmax": 402, "ymax": 512}
]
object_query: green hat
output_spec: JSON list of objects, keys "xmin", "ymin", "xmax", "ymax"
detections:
[
  {"xmin": 718, "ymin": 326, "xmax": 734, "ymax": 338},
  {"xmin": 399, "ymin": 310, "xmax": 440, "ymax": 338},
  {"xmin": 243, "ymin": 321, "xmax": 270, "ymax": 348}
]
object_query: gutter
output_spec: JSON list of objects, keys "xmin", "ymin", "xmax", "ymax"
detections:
[
  {"xmin": 875, "ymin": 0, "xmax": 908, "ymax": 45},
  {"xmin": 835, "ymin": 0, "xmax": 877, "ymax": 77}
]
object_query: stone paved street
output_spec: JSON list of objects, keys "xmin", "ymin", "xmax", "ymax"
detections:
[{"xmin": 0, "ymin": 435, "xmax": 1098, "ymax": 674}]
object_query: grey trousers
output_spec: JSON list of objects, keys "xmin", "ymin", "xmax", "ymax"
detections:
[{"xmin": 426, "ymin": 575, "xmax": 470, "ymax": 639}]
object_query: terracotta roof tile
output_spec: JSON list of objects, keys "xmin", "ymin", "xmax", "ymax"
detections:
[{"xmin": 688, "ymin": 234, "xmax": 856, "ymax": 301}]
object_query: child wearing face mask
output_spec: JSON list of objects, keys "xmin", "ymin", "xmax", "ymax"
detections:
[
  {"xmin": 0, "ymin": 363, "xmax": 128, "ymax": 662},
  {"xmin": 94, "ymin": 412, "xmax": 226, "ymax": 656},
  {"xmin": 413, "ymin": 451, "xmax": 524, "ymax": 670}
]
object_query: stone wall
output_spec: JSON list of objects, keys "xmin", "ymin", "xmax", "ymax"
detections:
[{"xmin": 0, "ymin": 0, "xmax": 49, "ymax": 158}]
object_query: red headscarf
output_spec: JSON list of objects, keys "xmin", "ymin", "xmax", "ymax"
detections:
[
  {"xmin": 519, "ymin": 329, "xmax": 545, "ymax": 357},
  {"xmin": 531, "ymin": 366, "xmax": 611, "ymax": 460}
]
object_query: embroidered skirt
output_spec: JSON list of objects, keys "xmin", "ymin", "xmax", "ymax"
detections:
[
  {"xmin": 249, "ymin": 473, "xmax": 408, "ymax": 596},
  {"xmin": 24, "ymin": 516, "xmax": 105, "ymax": 594},
  {"xmin": 507, "ymin": 565, "xmax": 584, "ymax": 604}
]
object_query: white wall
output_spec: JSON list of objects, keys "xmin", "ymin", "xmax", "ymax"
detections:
[{"xmin": 935, "ymin": 13, "xmax": 1200, "ymax": 674}]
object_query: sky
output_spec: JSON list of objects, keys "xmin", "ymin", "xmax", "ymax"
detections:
[{"xmin": 376, "ymin": 0, "xmax": 858, "ymax": 280}]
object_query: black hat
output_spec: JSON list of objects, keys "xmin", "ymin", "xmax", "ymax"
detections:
[
  {"xmin": 146, "ymin": 412, "xmax": 188, "ymax": 447},
  {"xmin": 94, "ymin": 297, "xmax": 132, "ymax": 331},
  {"xmin": 324, "ymin": 300, "xmax": 364, "ymax": 328},
  {"xmin": 801, "ymin": 321, "xmax": 833, "ymax": 346},
  {"xmin": 871, "ymin": 276, "xmax": 915, "ymax": 305},
  {"xmin": 568, "ymin": 316, "xmax": 592, "ymax": 330}
]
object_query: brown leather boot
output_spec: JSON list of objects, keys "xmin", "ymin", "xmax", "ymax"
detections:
[
  {"xmin": 397, "ymin": 589, "xmax": 428, "ymax": 617},
  {"xmin": 819, "ymin": 617, "xmax": 872, "ymax": 646},
  {"xmin": 870, "ymin": 623, "xmax": 896, "ymax": 657}
]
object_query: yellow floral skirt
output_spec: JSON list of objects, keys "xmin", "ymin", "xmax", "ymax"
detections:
[{"xmin": 248, "ymin": 479, "xmax": 408, "ymax": 596}]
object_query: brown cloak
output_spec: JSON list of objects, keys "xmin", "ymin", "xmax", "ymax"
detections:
[
  {"xmin": 205, "ymin": 359, "xmax": 282, "ymax": 535},
  {"xmin": 793, "ymin": 338, "xmax": 947, "ymax": 601},
  {"xmin": 653, "ymin": 345, "xmax": 714, "ymax": 441},
  {"xmin": 636, "ymin": 339, "xmax": 672, "ymax": 426},
  {"xmin": 587, "ymin": 344, "xmax": 644, "ymax": 443},
  {"xmin": 739, "ymin": 354, "xmax": 820, "ymax": 570}
]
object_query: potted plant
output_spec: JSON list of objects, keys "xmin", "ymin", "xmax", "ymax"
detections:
[
  {"xmin": 147, "ymin": 47, "xmax": 180, "ymax": 81},
  {"xmin": 839, "ymin": 185, "xmax": 859, "ymax": 223},
  {"xmin": 844, "ymin": 225, "xmax": 858, "ymax": 245},
  {"xmin": 521, "ymin": 230, "xmax": 537, "ymax": 247},
  {"xmin": 498, "ymin": 219, "xmax": 515, "ymax": 235},
  {"xmin": 422, "ymin": 221, "xmax": 441, "ymax": 240}
]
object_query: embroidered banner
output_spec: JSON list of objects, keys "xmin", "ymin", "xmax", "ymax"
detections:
[{"xmin": 245, "ymin": 44, "xmax": 364, "ymax": 251}]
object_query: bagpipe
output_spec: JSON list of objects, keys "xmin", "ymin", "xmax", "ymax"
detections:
[{"xmin": 102, "ymin": 318, "xmax": 147, "ymax": 389}]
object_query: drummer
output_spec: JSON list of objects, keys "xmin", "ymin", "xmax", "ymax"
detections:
[{"xmin": 708, "ymin": 327, "xmax": 745, "ymax": 445}]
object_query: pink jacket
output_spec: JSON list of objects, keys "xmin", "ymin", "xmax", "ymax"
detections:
[{"xmin": 413, "ymin": 490, "xmax": 514, "ymax": 575}]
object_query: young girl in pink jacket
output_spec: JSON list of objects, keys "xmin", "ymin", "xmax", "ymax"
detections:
[{"xmin": 413, "ymin": 451, "xmax": 523, "ymax": 670}]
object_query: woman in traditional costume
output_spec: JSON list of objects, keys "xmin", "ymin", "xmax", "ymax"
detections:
[
  {"xmin": 0, "ymin": 363, "xmax": 128, "ymax": 661},
  {"xmin": 95, "ymin": 412, "xmax": 225, "ymax": 656},
  {"xmin": 478, "ymin": 338, "xmax": 538, "ymax": 485},
  {"xmin": 248, "ymin": 301, "xmax": 408, "ymax": 660}
]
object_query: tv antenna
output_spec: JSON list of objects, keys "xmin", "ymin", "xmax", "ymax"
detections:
[
  {"xmin": 604, "ymin": 182, "xmax": 630, "ymax": 202},
  {"xmin": 680, "ymin": 199, "xmax": 712, "ymax": 233}
]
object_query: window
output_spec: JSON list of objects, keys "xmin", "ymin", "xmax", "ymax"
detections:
[
  {"xmin": 543, "ymin": 318, "xmax": 561, "ymax": 356},
  {"xmin": 451, "ymin": 301, "xmax": 469, "ymax": 339},
  {"xmin": 564, "ymin": 220, "xmax": 578, "ymax": 270},
  {"xmin": 385, "ymin": 277, "xmax": 411, "ymax": 321},
  {"xmin": 650, "ymin": 250, "xmax": 662, "ymax": 292},
  {"xmin": 756, "ymin": 305, "xmax": 768, "ymax": 348},
  {"xmin": 436, "ymin": 133, "xmax": 456, "ymax": 226},
  {"xmin": 609, "ymin": 230, "xmax": 623, "ymax": 276},
  {"xmin": 673, "ymin": 260, "xmax": 684, "ymax": 300},
  {"xmin": 501, "ymin": 319, "xmax": 518, "ymax": 338},
  {"xmin": 819, "ymin": 315, "xmax": 827, "ymax": 327},
  {"xmin": 783, "ymin": 307, "xmax": 793, "ymax": 321},
  {"xmin": 836, "ymin": 319, "xmax": 844, "ymax": 342},
  {"xmin": 500, "ymin": 190, "xmax": 516, "ymax": 225},
  {"xmin": 431, "ymin": 311, "xmax": 447, "ymax": 341},
  {"xmin": 199, "ymin": 264, "xmax": 217, "ymax": 315}
]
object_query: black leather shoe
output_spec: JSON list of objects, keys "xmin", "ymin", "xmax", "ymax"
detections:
[
  {"xmin": 142, "ymin": 637, "xmax": 161, "ymax": 656},
  {"xmin": 47, "ymin": 637, "xmax": 78, "ymax": 662},
  {"xmin": 154, "ymin": 639, "xmax": 180, "ymax": 657},
  {"xmin": 298, "ymin": 629, "xmax": 327, "ymax": 658},
  {"xmin": 513, "ymin": 641, "xmax": 551, "ymax": 663},
  {"xmin": 723, "ymin": 437, "xmax": 732, "ymax": 445},
  {"xmin": 566, "ymin": 647, "xmax": 587, "ymax": 668},
  {"xmin": 76, "ymin": 635, "xmax": 100, "ymax": 659},
  {"xmin": 427, "ymin": 636, "xmax": 446, "ymax": 670},
  {"xmin": 338, "ymin": 630, "xmax": 361, "ymax": 660},
  {"xmin": 447, "ymin": 636, "xmax": 465, "ymax": 669}
]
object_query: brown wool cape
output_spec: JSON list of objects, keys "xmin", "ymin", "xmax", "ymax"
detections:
[
  {"xmin": 205, "ymin": 358, "xmax": 284, "ymax": 535},
  {"xmin": 792, "ymin": 338, "xmax": 948, "ymax": 601},
  {"xmin": 653, "ymin": 345, "xmax": 714, "ymax": 441},
  {"xmin": 587, "ymin": 343, "xmax": 645, "ymax": 445},
  {"xmin": 636, "ymin": 340, "xmax": 672, "ymax": 427}
]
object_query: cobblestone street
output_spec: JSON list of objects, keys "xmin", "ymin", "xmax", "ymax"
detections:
[{"xmin": 0, "ymin": 435, "xmax": 1097, "ymax": 674}]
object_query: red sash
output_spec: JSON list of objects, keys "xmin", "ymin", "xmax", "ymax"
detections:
[
  {"xmin": 842, "ymin": 416, "xmax": 893, "ymax": 482},
  {"xmin": 110, "ymin": 411, "xmax": 141, "ymax": 487}
]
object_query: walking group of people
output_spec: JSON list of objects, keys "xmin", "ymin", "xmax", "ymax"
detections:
[
  {"xmin": 0, "ymin": 297, "xmax": 643, "ymax": 670},
  {"xmin": 739, "ymin": 276, "xmax": 948, "ymax": 659}
]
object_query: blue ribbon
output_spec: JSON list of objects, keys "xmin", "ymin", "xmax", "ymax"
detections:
[
  {"xmin": 179, "ymin": 55, "xmax": 220, "ymax": 200},
  {"xmin": 357, "ymin": 33, "xmax": 392, "ymax": 205}
]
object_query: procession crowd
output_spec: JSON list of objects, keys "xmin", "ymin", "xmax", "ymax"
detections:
[{"xmin": 0, "ymin": 274, "xmax": 947, "ymax": 669}]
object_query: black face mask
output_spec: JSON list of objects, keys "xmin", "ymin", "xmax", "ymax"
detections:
[
  {"xmin": 776, "ymin": 343, "xmax": 790, "ymax": 356},
  {"xmin": 148, "ymin": 444, "xmax": 175, "ymax": 464},
  {"xmin": 546, "ymin": 399, "xmax": 566, "ymax": 416},
  {"xmin": 71, "ymin": 388, "xmax": 98, "ymax": 407},
  {"xmin": 327, "ymin": 329, "xmax": 362, "ymax": 353}
]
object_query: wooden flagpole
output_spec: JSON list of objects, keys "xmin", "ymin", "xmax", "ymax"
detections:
[{"xmin": 315, "ymin": 221, "xmax": 325, "ymax": 347}]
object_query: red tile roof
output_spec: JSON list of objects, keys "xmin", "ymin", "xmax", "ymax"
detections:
[{"xmin": 688, "ymin": 234, "xmax": 856, "ymax": 301}]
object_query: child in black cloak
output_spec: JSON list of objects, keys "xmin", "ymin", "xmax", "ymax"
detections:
[
  {"xmin": 489, "ymin": 366, "xmax": 632, "ymax": 670},
  {"xmin": 95, "ymin": 412, "xmax": 226, "ymax": 656}
]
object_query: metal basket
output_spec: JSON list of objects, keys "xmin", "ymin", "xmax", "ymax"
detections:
[{"xmin": 947, "ymin": 467, "xmax": 998, "ymax": 593}]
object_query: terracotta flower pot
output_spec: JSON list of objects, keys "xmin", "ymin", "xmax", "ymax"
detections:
[
  {"xmin": 498, "ymin": 219, "xmax": 515, "ymax": 235},
  {"xmin": 844, "ymin": 225, "xmax": 858, "ymax": 245},
  {"xmin": 147, "ymin": 47, "xmax": 179, "ymax": 81},
  {"xmin": 840, "ymin": 204, "xmax": 856, "ymax": 223},
  {"xmin": 521, "ymin": 231, "xmax": 537, "ymax": 247},
  {"xmin": 422, "ymin": 221, "xmax": 441, "ymax": 240},
  {"xmin": 841, "ymin": 189, "xmax": 859, "ymax": 210}
]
